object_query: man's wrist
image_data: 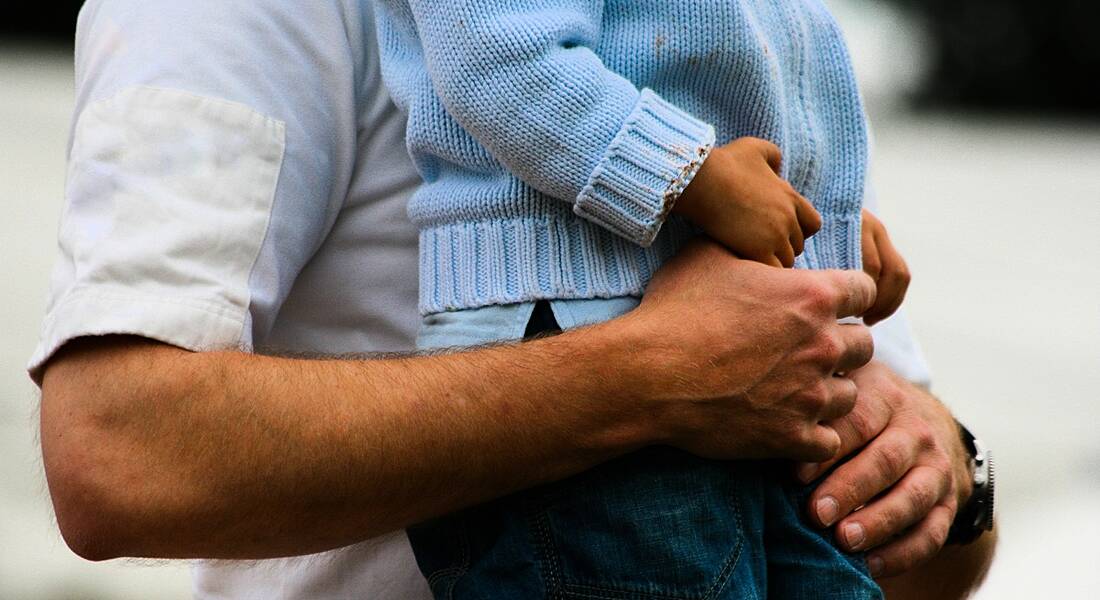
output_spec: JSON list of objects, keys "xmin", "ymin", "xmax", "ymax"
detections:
[
  {"xmin": 951, "ymin": 422, "xmax": 975, "ymax": 509},
  {"xmin": 947, "ymin": 422, "xmax": 995, "ymax": 545},
  {"xmin": 591, "ymin": 308, "xmax": 707, "ymax": 450},
  {"xmin": 553, "ymin": 315, "xmax": 671, "ymax": 453}
]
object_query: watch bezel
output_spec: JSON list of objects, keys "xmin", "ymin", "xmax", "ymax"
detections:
[{"xmin": 947, "ymin": 422, "xmax": 995, "ymax": 544}]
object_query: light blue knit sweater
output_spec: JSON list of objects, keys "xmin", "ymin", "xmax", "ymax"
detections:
[{"xmin": 374, "ymin": 0, "xmax": 868, "ymax": 314}]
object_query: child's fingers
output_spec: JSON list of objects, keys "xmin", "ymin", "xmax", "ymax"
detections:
[
  {"xmin": 776, "ymin": 242, "xmax": 796, "ymax": 268},
  {"xmin": 861, "ymin": 221, "xmax": 881, "ymax": 281},
  {"xmin": 753, "ymin": 138, "xmax": 783, "ymax": 175},
  {"xmin": 763, "ymin": 254, "xmax": 785, "ymax": 269},
  {"xmin": 795, "ymin": 195, "xmax": 822, "ymax": 238},
  {"xmin": 790, "ymin": 230, "xmax": 805, "ymax": 257},
  {"xmin": 864, "ymin": 229, "xmax": 910, "ymax": 325}
]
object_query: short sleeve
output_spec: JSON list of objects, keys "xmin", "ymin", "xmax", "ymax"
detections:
[{"xmin": 28, "ymin": 0, "xmax": 369, "ymax": 381}]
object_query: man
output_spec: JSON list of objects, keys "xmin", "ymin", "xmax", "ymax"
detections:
[{"xmin": 32, "ymin": 1, "xmax": 994, "ymax": 598}]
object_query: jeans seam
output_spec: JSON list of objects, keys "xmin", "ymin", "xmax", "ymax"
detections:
[
  {"xmin": 528, "ymin": 500, "xmax": 566, "ymax": 600},
  {"xmin": 529, "ymin": 467, "xmax": 748, "ymax": 600},
  {"xmin": 700, "ymin": 483, "xmax": 747, "ymax": 600}
]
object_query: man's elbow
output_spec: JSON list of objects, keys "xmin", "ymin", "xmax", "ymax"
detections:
[
  {"xmin": 47, "ymin": 469, "xmax": 128, "ymax": 562},
  {"xmin": 38, "ymin": 337, "xmax": 183, "ymax": 561},
  {"xmin": 41, "ymin": 394, "xmax": 134, "ymax": 561}
]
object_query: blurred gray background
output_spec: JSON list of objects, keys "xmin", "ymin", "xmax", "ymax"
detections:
[{"xmin": 2, "ymin": 0, "xmax": 1098, "ymax": 598}]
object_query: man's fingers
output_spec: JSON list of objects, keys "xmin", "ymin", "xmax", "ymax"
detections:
[
  {"xmin": 865, "ymin": 505, "xmax": 954, "ymax": 579},
  {"xmin": 807, "ymin": 428, "xmax": 916, "ymax": 527},
  {"xmin": 796, "ymin": 384, "xmax": 892, "ymax": 482},
  {"xmin": 833, "ymin": 465, "xmax": 948, "ymax": 552},
  {"xmin": 821, "ymin": 270, "xmax": 877, "ymax": 319},
  {"xmin": 793, "ymin": 424, "xmax": 843, "ymax": 463},
  {"xmin": 834, "ymin": 323, "xmax": 874, "ymax": 374},
  {"xmin": 817, "ymin": 376, "xmax": 858, "ymax": 422}
]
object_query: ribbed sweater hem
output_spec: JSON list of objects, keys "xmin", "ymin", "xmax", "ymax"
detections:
[
  {"xmin": 419, "ymin": 213, "xmax": 862, "ymax": 315},
  {"xmin": 797, "ymin": 212, "xmax": 863, "ymax": 272}
]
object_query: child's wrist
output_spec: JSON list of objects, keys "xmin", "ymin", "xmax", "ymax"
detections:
[{"xmin": 673, "ymin": 148, "xmax": 721, "ymax": 223}]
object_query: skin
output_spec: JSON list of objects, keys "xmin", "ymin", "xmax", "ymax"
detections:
[
  {"xmin": 40, "ymin": 241, "xmax": 876, "ymax": 560},
  {"xmin": 38, "ymin": 241, "xmax": 995, "ymax": 595},
  {"xmin": 675, "ymin": 139, "xmax": 909, "ymax": 326},
  {"xmin": 797, "ymin": 362, "xmax": 995, "ymax": 587},
  {"xmin": 861, "ymin": 209, "xmax": 911, "ymax": 326},
  {"xmin": 676, "ymin": 137, "xmax": 822, "ymax": 268}
]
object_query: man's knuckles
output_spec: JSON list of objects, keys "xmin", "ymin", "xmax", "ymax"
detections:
[
  {"xmin": 906, "ymin": 471, "xmax": 946, "ymax": 513},
  {"xmin": 873, "ymin": 438, "xmax": 914, "ymax": 481},
  {"xmin": 811, "ymin": 331, "xmax": 845, "ymax": 369},
  {"xmin": 798, "ymin": 277, "xmax": 843, "ymax": 318},
  {"xmin": 792, "ymin": 381, "xmax": 831, "ymax": 413},
  {"xmin": 843, "ymin": 400, "xmax": 887, "ymax": 448}
]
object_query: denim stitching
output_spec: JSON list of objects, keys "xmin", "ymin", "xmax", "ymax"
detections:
[
  {"xmin": 562, "ymin": 586, "xmax": 687, "ymax": 600},
  {"xmin": 528, "ymin": 498, "xmax": 566, "ymax": 600},
  {"xmin": 700, "ymin": 481, "xmax": 746, "ymax": 600},
  {"xmin": 531, "ymin": 466, "xmax": 749, "ymax": 600},
  {"xmin": 424, "ymin": 517, "xmax": 472, "ymax": 600},
  {"xmin": 562, "ymin": 582, "xmax": 700, "ymax": 600}
]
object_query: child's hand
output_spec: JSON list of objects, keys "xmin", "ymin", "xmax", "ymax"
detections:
[
  {"xmin": 860, "ymin": 209, "xmax": 910, "ymax": 325},
  {"xmin": 675, "ymin": 137, "xmax": 822, "ymax": 268}
]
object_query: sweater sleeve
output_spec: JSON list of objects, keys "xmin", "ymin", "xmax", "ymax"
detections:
[{"xmin": 400, "ymin": 0, "xmax": 715, "ymax": 247}]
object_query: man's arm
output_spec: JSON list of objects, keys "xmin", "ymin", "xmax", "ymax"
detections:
[{"xmin": 41, "ymin": 242, "xmax": 877, "ymax": 561}]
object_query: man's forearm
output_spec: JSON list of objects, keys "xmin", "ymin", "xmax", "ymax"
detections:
[
  {"xmin": 41, "ymin": 243, "xmax": 880, "ymax": 562},
  {"xmin": 41, "ymin": 326, "xmax": 659, "ymax": 561}
]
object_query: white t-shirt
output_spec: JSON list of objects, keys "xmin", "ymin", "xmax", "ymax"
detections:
[{"xmin": 28, "ymin": 1, "xmax": 930, "ymax": 598}]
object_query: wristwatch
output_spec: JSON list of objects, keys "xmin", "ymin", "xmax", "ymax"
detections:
[{"xmin": 946, "ymin": 421, "xmax": 995, "ymax": 544}]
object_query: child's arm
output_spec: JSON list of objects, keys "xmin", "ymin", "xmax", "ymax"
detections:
[
  {"xmin": 382, "ymin": 0, "xmax": 712, "ymax": 247},
  {"xmin": 860, "ymin": 209, "xmax": 911, "ymax": 325},
  {"xmin": 383, "ymin": 0, "xmax": 820, "ymax": 262}
]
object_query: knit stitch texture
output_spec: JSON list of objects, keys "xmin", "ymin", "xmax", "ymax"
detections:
[{"xmin": 374, "ymin": 0, "xmax": 868, "ymax": 314}]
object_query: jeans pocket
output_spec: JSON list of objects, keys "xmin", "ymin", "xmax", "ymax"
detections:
[
  {"xmin": 407, "ymin": 514, "xmax": 471, "ymax": 600},
  {"xmin": 526, "ymin": 447, "xmax": 758, "ymax": 600}
]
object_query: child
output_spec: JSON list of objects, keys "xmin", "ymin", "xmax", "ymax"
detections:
[{"xmin": 374, "ymin": 1, "xmax": 908, "ymax": 598}]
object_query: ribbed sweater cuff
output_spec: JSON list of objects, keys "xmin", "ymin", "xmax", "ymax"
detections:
[{"xmin": 574, "ymin": 89, "xmax": 716, "ymax": 248}]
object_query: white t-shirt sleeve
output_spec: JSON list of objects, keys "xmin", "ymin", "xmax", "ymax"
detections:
[{"xmin": 28, "ymin": 0, "xmax": 369, "ymax": 380}]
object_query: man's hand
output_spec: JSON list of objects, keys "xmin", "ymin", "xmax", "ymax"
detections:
[
  {"xmin": 624, "ymin": 239, "xmax": 877, "ymax": 463},
  {"xmin": 797, "ymin": 361, "xmax": 973, "ymax": 578}
]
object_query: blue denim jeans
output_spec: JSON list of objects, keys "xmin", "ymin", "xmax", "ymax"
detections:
[{"xmin": 412, "ymin": 299, "xmax": 881, "ymax": 600}]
